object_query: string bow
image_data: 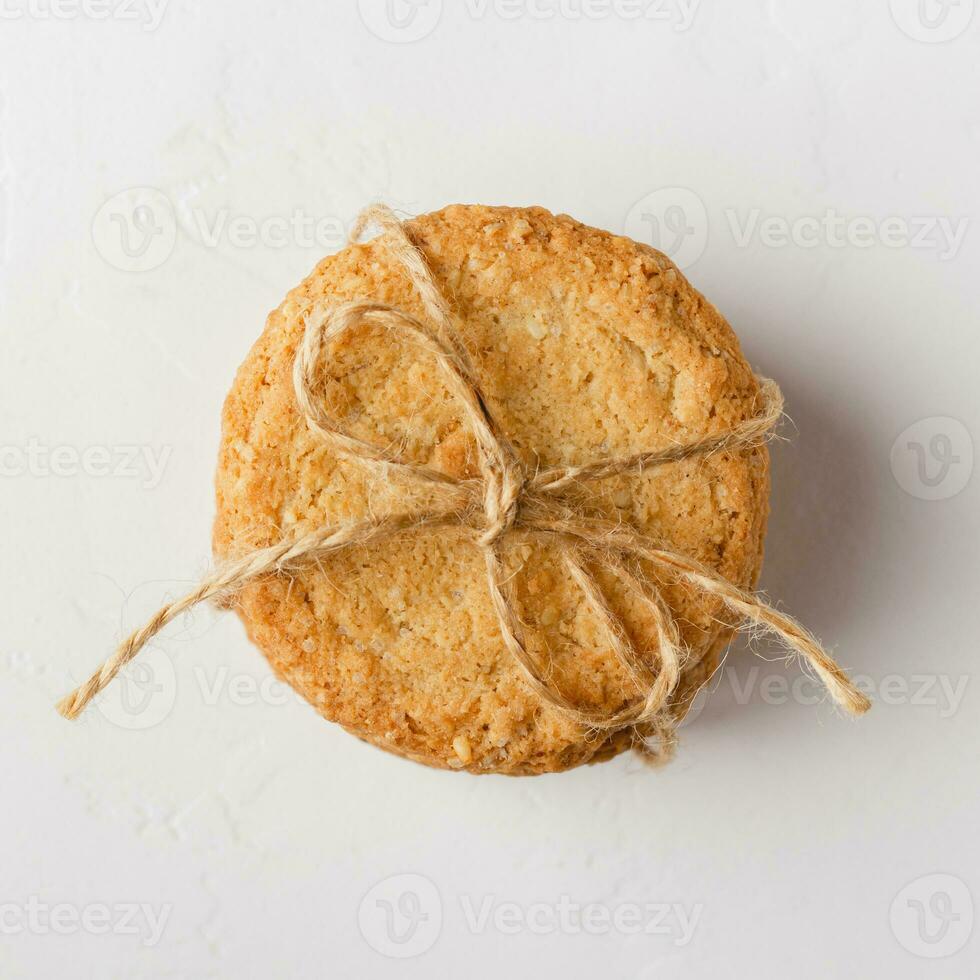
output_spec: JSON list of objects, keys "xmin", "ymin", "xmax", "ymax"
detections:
[{"xmin": 57, "ymin": 205, "xmax": 871, "ymax": 753}]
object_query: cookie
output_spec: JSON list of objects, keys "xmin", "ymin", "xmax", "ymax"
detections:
[{"xmin": 212, "ymin": 204, "xmax": 770, "ymax": 775}]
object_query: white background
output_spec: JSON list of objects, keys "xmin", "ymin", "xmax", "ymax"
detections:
[{"xmin": 1, "ymin": 1, "xmax": 978, "ymax": 977}]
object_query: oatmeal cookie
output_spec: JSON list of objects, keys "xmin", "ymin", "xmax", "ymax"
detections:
[{"xmin": 213, "ymin": 204, "xmax": 770, "ymax": 775}]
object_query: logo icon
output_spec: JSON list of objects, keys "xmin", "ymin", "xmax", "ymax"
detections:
[
  {"xmin": 357, "ymin": 0, "xmax": 443, "ymax": 43},
  {"xmin": 92, "ymin": 187, "xmax": 177, "ymax": 272},
  {"xmin": 625, "ymin": 187, "xmax": 708, "ymax": 270},
  {"xmin": 357, "ymin": 873, "xmax": 442, "ymax": 958},
  {"xmin": 94, "ymin": 647, "xmax": 177, "ymax": 730},
  {"xmin": 890, "ymin": 417, "xmax": 973, "ymax": 500},
  {"xmin": 889, "ymin": 0, "xmax": 975, "ymax": 42},
  {"xmin": 890, "ymin": 873, "xmax": 974, "ymax": 958}
]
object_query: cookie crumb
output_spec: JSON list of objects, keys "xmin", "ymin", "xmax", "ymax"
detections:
[{"xmin": 452, "ymin": 735, "xmax": 473, "ymax": 764}]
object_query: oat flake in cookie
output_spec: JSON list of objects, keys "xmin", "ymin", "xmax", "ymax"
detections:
[{"xmin": 58, "ymin": 203, "xmax": 870, "ymax": 775}]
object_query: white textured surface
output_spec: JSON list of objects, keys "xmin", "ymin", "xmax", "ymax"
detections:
[{"xmin": 2, "ymin": 2, "xmax": 979, "ymax": 977}]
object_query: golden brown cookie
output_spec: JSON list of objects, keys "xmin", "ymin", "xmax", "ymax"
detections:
[{"xmin": 212, "ymin": 204, "xmax": 770, "ymax": 775}]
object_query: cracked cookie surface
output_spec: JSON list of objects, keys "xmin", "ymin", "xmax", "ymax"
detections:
[{"xmin": 213, "ymin": 204, "xmax": 770, "ymax": 775}]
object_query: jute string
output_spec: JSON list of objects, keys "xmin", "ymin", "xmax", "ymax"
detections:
[{"xmin": 57, "ymin": 205, "xmax": 871, "ymax": 752}]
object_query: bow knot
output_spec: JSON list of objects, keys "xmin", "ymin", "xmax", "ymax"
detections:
[
  {"xmin": 477, "ymin": 458, "xmax": 525, "ymax": 548},
  {"xmin": 56, "ymin": 204, "xmax": 871, "ymax": 757}
]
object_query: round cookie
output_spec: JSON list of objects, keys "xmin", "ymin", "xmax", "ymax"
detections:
[{"xmin": 213, "ymin": 204, "xmax": 770, "ymax": 775}]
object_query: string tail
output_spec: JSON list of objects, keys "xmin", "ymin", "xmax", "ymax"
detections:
[
  {"xmin": 726, "ymin": 597, "xmax": 872, "ymax": 716},
  {"xmin": 56, "ymin": 512, "xmax": 455, "ymax": 721},
  {"xmin": 55, "ymin": 579, "xmax": 219, "ymax": 720},
  {"xmin": 669, "ymin": 559, "xmax": 872, "ymax": 716}
]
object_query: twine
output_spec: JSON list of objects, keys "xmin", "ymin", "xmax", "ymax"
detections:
[{"xmin": 57, "ymin": 204, "xmax": 871, "ymax": 754}]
